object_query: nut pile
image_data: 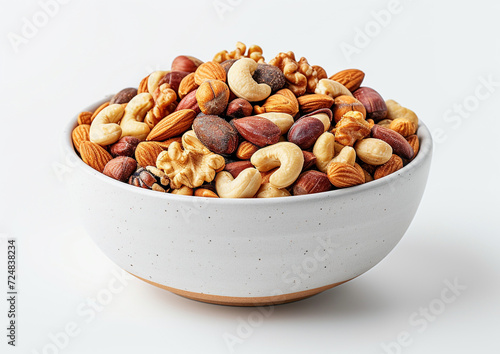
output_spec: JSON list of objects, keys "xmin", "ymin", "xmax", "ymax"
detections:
[{"xmin": 72, "ymin": 42, "xmax": 421, "ymax": 198}]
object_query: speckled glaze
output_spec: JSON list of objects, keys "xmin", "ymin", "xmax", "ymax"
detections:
[{"xmin": 62, "ymin": 97, "xmax": 433, "ymax": 306}]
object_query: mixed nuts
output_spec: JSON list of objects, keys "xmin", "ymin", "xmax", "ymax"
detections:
[{"xmin": 72, "ymin": 42, "xmax": 421, "ymax": 198}]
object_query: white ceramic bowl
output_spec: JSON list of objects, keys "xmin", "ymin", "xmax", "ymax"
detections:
[{"xmin": 63, "ymin": 98, "xmax": 433, "ymax": 306}]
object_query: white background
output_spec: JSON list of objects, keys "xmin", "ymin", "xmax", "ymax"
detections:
[{"xmin": 1, "ymin": 0, "xmax": 500, "ymax": 353}]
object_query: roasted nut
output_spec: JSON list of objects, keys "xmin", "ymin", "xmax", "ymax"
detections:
[
  {"xmin": 196, "ymin": 80, "xmax": 230, "ymax": 115},
  {"xmin": 268, "ymin": 52, "xmax": 307, "ymax": 96},
  {"xmin": 220, "ymin": 59, "xmax": 238, "ymax": 74},
  {"xmin": 253, "ymin": 88, "xmax": 299, "ymax": 116},
  {"xmin": 171, "ymin": 185, "xmax": 193, "ymax": 195},
  {"xmin": 302, "ymin": 108, "xmax": 333, "ymax": 132},
  {"xmin": 256, "ymin": 183, "xmax": 291, "ymax": 198},
  {"xmin": 194, "ymin": 61, "xmax": 226, "ymax": 85},
  {"xmin": 374, "ymin": 154, "xmax": 403, "ymax": 180},
  {"xmin": 236, "ymin": 141, "xmax": 259, "ymax": 160},
  {"xmin": 313, "ymin": 132, "xmax": 335, "ymax": 172},
  {"xmin": 287, "ymin": 117, "xmax": 325, "ymax": 149},
  {"xmin": 171, "ymin": 55, "xmax": 203, "ymax": 73},
  {"xmin": 298, "ymin": 94, "xmax": 334, "ymax": 113},
  {"xmin": 156, "ymin": 131, "xmax": 225, "ymax": 189},
  {"xmin": 176, "ymin": 89, "xmax": 201, "ymax": 115},
  {"xmin": 193, "ymin": 115, "xmax": 239, "ymax": 155},
  {"xmin": 302, "ymin": 151, "xmax": 317, "ymax": 171},
  {"xmin": 371, "ymin": 125, "xmax": 414, "ymax": 160},
  {"xmin": 353, "ymin": 87, "xmax": 387, "ymax": 121},
  {"xmin": 251, "ymin": 142, "xmax": 304, "ymax": 189},
  {"xmin": 135, "ymin": 141, "xmax": 164, "ymax": 167},
  {"xmin": 354, "ymin": 138, "xmax": 393, "ymax": 165},
  {"xmin": 110, "ymin": 88, "xmax": 138, "ymax": 104},
  {"xmin": 178, "ymin": 73, "xmax": 199, "ymax": 99},
  {"xmin": 406, "ymin": 134, "xmax": 420, "ymax": 158},
  {"xmin": 144, "ymin": 84, "xmax": 178, "ymax": 129},
  {"xmin": 224, "ymin": 160, "xmax": 254, "ymax": 178},
  {"xmin": 226, "ymin": 98, "xmax": 253, "ymax": 118},
  {"xmin": 103, "ymin": 156, "xmax": 137, "ymax": 182},
  {"xmin": 233, "ymin": 116, "xmax": 281, "ymax": 147},
  {"xmin": 293, "ymin": 170, "xmax": 331, "ymax": 195},
  {"xmin": 255, "ymin": 112, "xmax": 295, "ymax": 135},
  {"xmin": 119, "ymin": 93, "xmax": 155, "ymax": 140},
  {"xmin": 377, "ymin": 119, "xmax": 393, "ymax": 128},
  {"xmin": 260, "ymin": 167, "xmax": 278, "ymax": 184},
  {"xmin": 315, "ymin": 79, "xmax": 353, "ymax": 98},
  {"xmin": 129, "ymin": 166, "xmax": 170, "ymax": 192},
  {"xmin": 110, "ymin": 136, "xmax": 140, "ymax": 157},
  {"xmin": 330, "ymin": 146, "xmax": 356, "ymax": 166},
  {"xmin": 72, "ymin": 124, "xmax": 90, "ymax": 153},
  {"xmin": 137, "ymin": 75, "xmax": 149, "ymax": 94},
  {"xmin": 194, "ymin": 188, "xmax": 219, "ymax": 198},
  {"xmin": 334, "ymin": 111, "xmax": 371, "ymax": 146},
  {"xmin": 327, "ymin": 162, "xmax": 365, "ymax": 188},
  {"xmin": 158, "ymin": 71, "xmax": 190, "ymax": 94},
  {"xmin": 215, "ymin": 168, "xmax": 262, "ymax": 198},
  {"xmin": 90, "ymin": 101, "xmax": 110, "ymax": 122},
  {"xmin": 213, "ymin": 42, "xmax": 265, "ymax": 64},
  {"xmin": 77, "ymin": 111, "xmax": 93, "ymax": 125},
  {"xmin": 147, "ymin": 109, "xmax": 197, "ymax": 141},
  {"xmin": 252, "ymin": 64, "xmax": 286, "ymax": 91},
  {"xmin": 79, "ymin": 141, "xmax": 113, "ymax": 173},
  {"xmin": 147, "ymin": 71, "xmax": 169, "ymax": 95},
  {"xmin": 227, "ymin": 58, "xmax": 272, "ymax": 102},
  {"xmin": 329, "ymin": 69, "xmax": 365, "ymax": 92},
  {"xmin": 386, "ymin": 100, "xmax": 419, "ymax": 127},
  {"xmin": 333, "ymin": 95, "xmax": 366, "ymax": 124},
  {"xmin": 89, "ymin": 104, "xmax": 124, "ymax": 146},
  {"xmin": 313, "ymin": 65, "xmax": 328, "ymax": 80},
  {"xmin": 389, "ymin": 118, "xmax": 417, "ymax": 137},
  {"xmin": 297, "ymin": 57, "xmax": 319, "ymax": 93}
]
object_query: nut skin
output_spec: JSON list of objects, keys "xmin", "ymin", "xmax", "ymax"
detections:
[
  {"xmin": 252, "ymin": 64, "xmax": 286, "ymax": 92},
  {"xmin": 103, "ymin": 156, "xmax": 137, "ymax": 182},
  {"xmin": 353, "ymin": 87, "xmax": 387, "ymax": 121},
  {"xmin": 158, "ymin": 71, "xmax": 190, "ymax": 94},
  {"xmin": 389, "ymin": 118, "xmax": 417, "ymax": 137},
  {"xmin": 171, "ymin": 55, "xmax": 203, "ymax": 73},
  {"xmin": 371, "ymin": 124, "xmax": 414, "ymax": 160},
  {"xmin": 297, "ymin": 94, "xmax": 334, "ymax": 113},
  {"xmin": 327, "ymin": 162, "xmax": 365, "ymax": 188},
  {"xmin": 406, "ymin": 134, "xmax": 419, "ymax": 158},
  {"xmin": 220, "ymin": 59, "xmax": 238, "ymax": 74},
  {"xmin": 192, "ymin": 115, "xmax": 239, "ymax": 155},
  {"xmin": 195, "ymin": 61, "xmax": 227, "ymax": 85},
  {"xmin": 226, "ymin": 98, "xmax": 253, "ymax": 119},
  {"xmin": 178, "ymin": 73, "xmax": 198, "ymax": 99},
  {"xmin": 135, "ymin": 141, "xmax": 164, "ymax": 167},
  {"xmin": 175, "ymin": 89, "xmax": 201, "ymax": 115},
  {"xmin": 110, "ymin": 136, "xmax": 140, "ymax": 157},
  {"xmin": 333, "ymin": 95, "xmax": 367, "ymax": 124},
  {"xmin": 329, "ymin": 69, "xmax": 365, "ymax": 92},
  {"xmin": 129, "ymin": 166, "xmax": 170, "ymax": 192},
  {"xmin": 196, "ymin": 80, "xmax": 230, "ymax": 116},
  {"xmin": 233, "ymin": 116, "xmax": 281, "ymax": 147},
  {"xmin": 354, "ymin": 138, "xmax": 393, "ymax": 166},
  {"xmin": 302, "ymin": 151, "xmax": 317, "ymax": 171},
  {"xmin": 312, "ymin": 65, "xmax": 328, "ymax": 80},
  {"xmin": 110, "ymin": 88, "xmax": 138, "ymax": 104},
  {"xmin": 236, "ymin": 141, "xmax": 259, "ymax": 160},
  {"xmin": 224, "ymin": 161, "xmax": 254, "ymax": 178},
  {"xmin": 293, "ymin": 170, "xmax": 331, "ymax": 195},
  {"xmin": 287, "ymin": 116, "xmax": 325, "ymax": 150},
  {"xmin": 373, "ymin": 154, "xmax": 403, "ymax": 180}
]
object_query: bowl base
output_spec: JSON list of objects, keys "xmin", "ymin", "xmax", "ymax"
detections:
[{"xmin": 131, "ymin": 272, "xmax": 352, "ymax": 306}]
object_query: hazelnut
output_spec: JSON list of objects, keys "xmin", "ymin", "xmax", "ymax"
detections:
[
  {"xmin": 333, "ymin": 95, "xmax": 366, "ymax": 124},
  {"xmin": 171, "ymin": 55, "xmax": 203, "ymax": 73},
  {"xmin": 225, "ymin": 98, "xmax": 253, "ymax": 118},
  {"xmin": 103, "ymin": 156, "xmax": 137, "ymax": 182},
  {"xmin": 158, "ymin": 71, "xmax": 190, "ymax": 94},
  {"xmin": 293, "ymin": 170, "xmax": 331, "ymax": 195},
  {"xmin": 176, "ymin": 89, "xmax": 201, "ymax": 115},
  {"xmin": 196, "ymin": 80, "xmax": 230, "ymax": 116},
  {"xmin": 353, "ymin": 87, "xmax": 387, "ymax": 121},
  {"xmin": 109, "ymin": 136, "xmax": 140, "ymax": 157},
  {"xmin": 220, "ymin": 59, "xmax": 238, "ymax": 75},
  {"xmin": 110, "ymin": 88, "xmax": 138, "ymax": 104}
]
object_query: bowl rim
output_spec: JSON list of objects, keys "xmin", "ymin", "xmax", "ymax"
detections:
[{"xmin": 62, "ymin": 96, "xmax": 433, "ymax": 205}]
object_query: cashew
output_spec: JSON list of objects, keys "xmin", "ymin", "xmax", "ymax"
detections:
[
  {"xmin": 147, "ymin": 71, "xmax": 169, "ymax": 94},
  {"xmin": 315, "ymin": 79, "xmax": 353, "ymax": 99},
  {"xmin": 215, "ymin": 168, "xmax": 262, "ymax": 198},
  {"xmin": 89, "ymin": 104, "xmax": 125, "ymax": 145},
  {"xmin": 256, "ymin": 112, "xmax": 294, "ymax": 135},
  {"xmin": 256, "ymin": 183, "xmax": 291, "ymax": 198},
  {"xmin": 313, "ymin": 132, "xmax": 335, "ymax": 172},
  {"xmin": 385, "ymin": 99, "xmax": 419, "ymax": 127},
  {"xmin": 227, "ymin": 58, "xmax": 272, "ymax": 102},
  {"xmin": 120, "ymin": 93, "xmax": 155, "ymax": 140},
  {"xmin": 250, "ymin": 142, "xmax": 304, "ymax": 189},
  {"xmin": 171, "ymin": 186, "xmax": 193, "ymax": 196},
  {"xmin": 330, "ymin": 146, "xmax": 356, "ymax": 166}
]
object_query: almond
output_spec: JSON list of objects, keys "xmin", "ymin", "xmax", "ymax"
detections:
[
  {"xmin": 90, "ymin": 101, "xmax": 110, "ymax": 121},
  {"xmin": 253, "ymin": 88, "xmax": 299, "ymax": 116},
  {"xmin": 79, "ymin": 141, "xmax": 113, "ymax": 173},
  {"xmin": 194, "ymin": 61, "xmax": 226, "ymax": 85},
  {"xmin": 297, "ymin": 94, "xmax": 334, "ymax": 113},
  {"xmin": 389, "ymin": 118, "xmax": 417, "ymax": 137},
  {"xmin": 135, "ymin": 141, "xmax": 165, "ymax": 167},
  {"xmin": 193, "ymin": 115, "xmax": 239, "ymax": 155},
  {"xmin": 312, "ymin": 65, "xmax": 328, "ymax": 80},
  {"xmin": 371, "ymin": 124, "xmax": 414, "ymax": 160},
  {"xmin": 374, "ymin": 154, "xmax": 403, "ymax": 180},
  {"xmin": 329, "ymin": 69, "xmax": 365, "ymax": 92},
  {"xmin": 194, "ymin": 188, "xmax": 219, "ymax": 198},
  {"xmin": 233, "ymin": 116, "xmax": 281, "ymax": 147},
  {"xmin": 175, "ymin": 90, "xmax": 201, "ymax": 115},
  {"xmin": 146, "ymin": 109, "xmax": 197, "ymax": 141},
  {"xmin": 302, "ymin": 150, "xmax": 317, "ymax": 171},
  {"xmin": 406, "ymin": 134, "xmax": 420, "ymax": 158},
  {"xmin": 103, "ymin": 156, "xmax": 137, "ymax": 182},
  {"xmin": 236, "ymin": 141, "xmax": 259, "ymax": 160},
  {"xmin": 77, "ymin": 112, "xmax": 93, "ymax": 125},
  {"xmin": 138, "ymin": 75, "xmax": 150, "ymax": 94},
  {"xmin": 293, "ymin": 170, "xmax": 331, "ymax": 195},
  {"xmin": 327, "ymin": 162, "xmax": 364, "ymax": 188},
  {"xmin": 72, "ymin": 124, "xmax": 90, "ymax": 153},
  {"xmin": 178, "ymin": 72, "xmax": 198, "ymax": 99},
  {"xmin": 155, "ymin": 137, "xmax": 183, "ymax": 150}
]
